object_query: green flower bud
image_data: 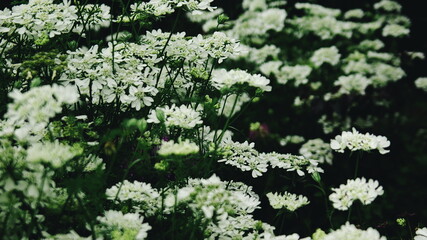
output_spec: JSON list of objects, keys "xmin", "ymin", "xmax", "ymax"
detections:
[{"xmin": 312, "ymin": 228, "xmax": 326, "ymax": 240}]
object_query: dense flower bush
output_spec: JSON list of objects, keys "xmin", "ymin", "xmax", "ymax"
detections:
[{"xmin": 0, "ymin": 0, "xmax": 426, "ymax": 239}]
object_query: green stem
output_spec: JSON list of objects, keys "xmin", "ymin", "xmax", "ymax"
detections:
[{"xmin": 347, "ymin": 205, "xmax": 353, "ymax": 222}]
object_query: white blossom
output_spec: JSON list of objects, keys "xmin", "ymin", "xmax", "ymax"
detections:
[
  {"xmin": 147, "ymin": 104, "xmax": 203, "ymax": 129},
  {"xmin": 334, "ymin": 74, "xmax": 371, "ymax": 95},
  {"xmin": 266, "ymin": 192, "xmax": 309, "ymax": 211},
  {"xmin": 311, "ymin": 46, "xmax": 341, "ymax": 67},
  {"xmin": 415, "ymin": 77, "xmax": 427, "ymax": 92},
  {"xmin": 212, "ymin": 69, "xmax": 272, "ymax": 92},
  {"xmin": 329, "ymin": 178, "xmax": 384, "ymax": 211},
  {"xmin": 299, "ymin": 139, "xmax": 333, "ymax": 165},
  {"xmin": 157, "ymin": 139, "xmax": 199, "ymax": 156},
  {"xmin": 415, "ymin": 228, "xmax": 427, "ymax": 240},
  {"xmin": 330, "ymin": 128, "xmax": 391, "ymax": 154},
  {"xmin": 323, "ymin": 222, "xmax": 386, "ymax": 240},
  {"xmin": 97, "ymin": 210, "xmax": 151, "ymax": 240},
  {"xmin": 219, "ymin": 140, "xmax": 268, "ymax": 178}
]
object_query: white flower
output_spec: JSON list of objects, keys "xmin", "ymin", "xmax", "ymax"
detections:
[
  {"xmin": 359, "ymin": 40, "xmax": 385, "ymax": 51},
  {"xmin": 234, "ymin": 44, "xmax": 280, "ymax": 65},
  {"xmin": 26, "ymin": 140, "xmax": 79, "ymax": 168},
  {"xmin": 147, "ymin": 104, "xmax": 203, "ymax": 129},
  {"xmin": 157, "ymin": 139, "xmax": 199, "ymax": 156},
  {"xmin": 266, "ymin": 192, "xmax": 309, "ymax": 211},
  {"xmin": 106, "ymin": 181, "xmax": 160, "ymax": 216},
  {"xmin": 242, "ymin": 0, "xmax": 268, "ymax": 11},
  {"xmin": 97, "ymin": 210, "xmax": 151, "ymax": 240},
  {"xmin": 192, "ymin": 32, "xmax": 241, "ymax": 63},
  {"xmin": 344, "ymin": 9, "xmax": 364, "ymax": 19},
  {"xmin": 382, "ymin": 24, "xmax": 410, "ymax": 37},
  {"xmin": 277, "ymin": 65, "xmax": 312, "ymax": 86},
  {"xmin": 260, "ymin": 61, "xmax": 282, "ymax": 76},
  {"xmin": 370, "ymin": 63, "xmax": 405, "ymax": 87},
  {"xmin": 61, "ymin": 42, "xmax": 160, "ymax": 109},
  {"xmin": 311, "ymin": 46, "xmax": 341, "ymax": 67},
  {"xmin": 295, "ymin": 3, "xmax": 341, "ymax": 17},
  {"xmin": 323, "ymin": 222, "xmax": 386, "ymax": 240},
  {"xmin": 329, "ymin": 178, "xmax": 384, "ymax": 211},
  {"xmin": 299, "ymin": 139, "xmax": 333, "ymax": 165},
  {"xmin": 2, "ymin": 85, "xmax": 78, "ymax": 142},
  {"xmin": 415, "ymin": 77, "xmax": 427, "ymax": 92},
  {"xmin": 374, "ymin": 0, "xmax": 402, "ymax": 12},
  {"xmin": 211, "ymin": 69, "xmax": 272, "ymax": 92},
  {"xmin": 334, "ymin": 74, "xmax": 371, "ymax": 95},
  {"xmin": 123, "ymin": 85, "xmax": 158, "ymax": 110},
  {"xmin": 231, "ymin": 8, "xmax": 287, "ymax": 40},
  {"xmin": 261, "ymin": 152, "xmax": 323, "ymax": 176},
  {"xmin": 330, "ymin": 128, "xmax": 391, "ymax": 154},
  {"xmin": 415, "ymin": 228, "xmax": 427, "ymax": 240},
  {"xmin": 218, "ymin": 140, "xmax": 268, "ymax": 178},
  {"xmin": 272, "ymin": 233, "xmax": 312, "ymax": 240}
]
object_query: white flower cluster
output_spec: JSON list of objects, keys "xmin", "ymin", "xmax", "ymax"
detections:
[
  {"xmin": 262, "ymin": 152, "xmax": 324, "ymax": 176},
  {"xmin": 130, "ymin": 0, "xmax": 215, "ymax": 18},
  {"xmin": 212, "ymin": 69, "xmax": 272, "ymax": 92},
  {"xmin": 43, "ymin": 230, "xmax": 89, "ymax": 240},
  {"xmin": 0, "ymin": 0, "xmax": 110, "ymax": 45},
  {"xmin": 147, "ymin": 104, "xmax": 203, "ymax": 129},
  {"xmin": 272, "ymin": 233, "xmax": 312, "ymax": 240},
  {"xmin": 299, "ymin": 138, "xmax": 333, "ymax": 165},
  {"xmin": 274, "ymin": 65, "xmax": 313, "ymax": 86},
  {"xmin": 415, "ymin": 228, "xmax": 427, "ymax": 240},
  {"xmin": 192, "ymin": 32, "xmax": 241, "ymax": 63},
  {"xmin": 374, "ymin": 0, "xmax": 402, "ymax": 12},
  {"xmin": 337, "ymin": 51, "xmax": 405, "ymax": 94},
  {"xmin": 163, "ymin": 175, "xmax": 276, "ymax": 239},
  {"xmin": 157, "ymin": 139, "xmax": 199, "ymax": 156},
  {"xmin": 0, "ymin": 0, "xmax": 78, "ymax": 44},
  {"xmin": 96, "ymin": 210, "xmax": 151, "ymax": 240},
  {"xmin": 370, "ymin": 63, "xmax": 405, "ymax": 87},
  {"xmin": 323, "ymin": 222, "xmax": 386, "ymax": 240},
  {"xmin": 106, "ymin": 180, "xmax": 160, "ymax": 216},
  {"xmin": 344, "ymin": 9, "xmax": 364, "ymax": 19},
  {"xmin": 289, "ymin": 4, "xmax": 354, "ymax": 40},
  {"xmin": 295, "ymin": 3, "xmax": 341, "ymax": 17},
  {"xmin": 26, "ymin": 140, "xmax": 80, "ymax": 168},
  {"xmin": 382, "ymin": 23, "xmax": 410, "ymax": 37},
  {"xmin": 330, "ymin": 128, "xmax": 391, "ymax": 154},
  {"xmin": 334, "ymin": 74, "xmax": 371, "ymax": 95},
  {"xmin": 61, "ymin": 43, "xmax": 159, "ymax": 110},
  {"xmin": 329, "ymin": 178, "xmax": 384, "ymax": 211},
  {"xmin": 1, "ymin": 85, "xmax": 78, "ymax": 142},
  {"xmin": 230, "ymin": 8, "xmax": 287, "ymax": 41},
  {"xmin": 310, "ymin": 46, "xmax": 341, "ymax": 67},
  {"xmin": 207, "ymin": 215, "xmax": 276, "ymax": 240},
  {"xmin": 415, "ymin": 77, "xmax": 427, "ymax": 92},
  {"xmin": 219, "ymin": 141, "xmax": 268, "ymax": 178},
  {"xmin": 266, "ymin": 192, "xmax": 310, "ymax": 211},
  {"xmin": 234, "ymin": 44, "xmax": 280, "ymax": 65},
  {"xmin": 218, "ymin": 140, "xmax": 324, "ymax": 178},
  {"xmin": 174, "ymin": 175, "xmax": 261, "ymax": 217}
]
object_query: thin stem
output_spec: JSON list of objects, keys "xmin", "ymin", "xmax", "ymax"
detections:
[
  {"xmin": 354, "ymin": 152, "xmax": 362, "ymax": 178},
  {"xmin": 347, "ymin": 205, "xmax": 353, "ymax": 222}
]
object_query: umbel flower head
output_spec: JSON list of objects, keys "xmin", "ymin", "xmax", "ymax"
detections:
[
  {"xmin": 415, "ymin": 227, "xmax": 427, "ymax": 240},
  {"xmin": 323, "ymin": 222, "xmax": 386, "ymax": 240},
  {"xmin": 329, "ymin": 177, "xmax": 384, "ymax": 211},
  {"xmin": 266, "ymin": 191, "xmax": 309, "ymax": 211},
  {"xmin": 330, "ymin": 128, "xmax": 390, "ymax": 154},
  {"xmin": 147, "ymin": 104, "xmax": 203, "ymax": 129}
]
